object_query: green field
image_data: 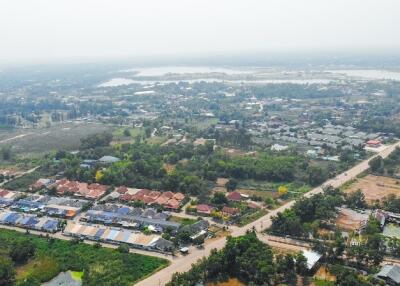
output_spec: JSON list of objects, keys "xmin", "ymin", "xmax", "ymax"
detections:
[
  {"xmin": 169, "ymin": 216, "xmax": 197, "ymax": 226},
  {"xmin": 0, "ymin": 229, "xmax": 169, "ymax": 286}
]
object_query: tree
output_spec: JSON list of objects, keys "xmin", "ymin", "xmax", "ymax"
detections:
[
  {"xmin": 123, "ymin": 128, "xmax": 131, "ymax": 137},
  {"xmin": 345, "ymin": 189, "xmax": 367, "ymax": 209},
  {"xmin": 278, "ymin": 185, "xmax": 288, "ymax": 198},
  {"xmin": 10, "ymin": 240, "xmax": 35, "ymax": 263},
  {"xmin": 307, "ymin": 165, "xmax": 328, "ymax": 186},
  {"xmin": 369, "ymin": 156, "xmax": 383, "ymax": 173},
  {"xmin": 0, "ymin": 146, "xmax": 12, "ymax": 161},
  {"xmin": 295, "ymin": 253, "xmax": 308, "ymax": 275},
  {"xmin": 80, "ymin": 132, "xmax": 113, "ymax": 149},
  {"xmin": 192, "ymin": 235, "xmax": 205, "ymax": 246},
  {"xmin": 117, "ymin": 244, "xmax": 130, "ymax": 253},
  {"xmin": 388, "ymin": 237, "xmax": 400, "ymax": 257},
  {"xmin": 95, "ymin": 170, "xmax": 104, "ymax": 182},
  {"xmin": 144, "ymin": 127, "xmax": 152, "ymax": 138},
  {"xmin": 0, "ymin": 256, "xmax": 14, "ymax": 286},
  {"xmin": 225, "ymin": 178, "xmax": 238, "ymax": 192},
  {"xmin": 211, "ymin": 192, "xmax": 228, "ymax": 206}
]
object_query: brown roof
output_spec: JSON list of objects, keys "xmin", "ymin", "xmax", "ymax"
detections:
[
  {"xmin": 226, "ymin": 191, "xmax": 242, "ymax": 201},
  {"xmin": 0, "ymin": 190, "xmax": 10, "ymax": 197},
  {"xmin": 165, "ymin": 198, "xmax": 180, "ymax": 209},
  {"xmin": 142, "ymin": 196, "xmax": 156, "ymax": 204},
  {"xmin": 367, "ymin": 139, "xmax": 381, "ymax": 145},
  {"xmin": 248, "ymin": 202, "xmax": 261, "ymax": 209},
  {"xmin": 148, "ymin": 191, "xmax": 161, "ymax": 198},
  {"xmin": 116, "ymin": 186, "xmax": 128, "ymax": 194},
  {"xmin": 222, "ymin": 206, "xmax": 240, "ymax": 216},
  {"xmin": 173, "ymin": 192, "xmax": 185, "ymax": 201},
  {"xmin": 161, "ymin": 191, "xmax": 174, "ymax": 199},
  {"xmin": 196, "ymin": 204, "xmax": 213, "ymax": 213},
  {"xmin": 155, "ymin": 196, "xmax": 169, "ymax": 205},
  {"xmin": 120, "ymin": 194, "xmax": 133, "ymax": 201}
]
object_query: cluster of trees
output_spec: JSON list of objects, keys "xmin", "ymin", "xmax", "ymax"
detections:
[
  {"xmin": 59, "ymin": 135, "xmax": 314, "ymax": 200},
  {"xmin": 0, "ymin": 229, "xmax": 168, "ymax": 286},
  {"xmin": 0, "ymin": 238, "xmax": 36, "ymax": 285},
  {"xmin": 249, "ymin": 83, "xmax": 345, "ymax": 100},
  {"xmin": 80, "ymin": 132, "xmax": 113, "ymax": 149},
  {"xmin": 314, "ymin": 216, "xmax": 386, "ymax": 270},
  {"xmin": 270, "ymin": 188, "xmax": 343, "ymax": 237},
  {"xmin": 167, "ymin": 231, "xmax": 307, "ymax": 286},
  {"xmin": 208, "ymin": 153, "xmax": 304, "ymax": 182},
  {"xmin": 368, "ymin": 147, "xmax": 400, "ymax": 176},
  {"xmin": 0, "ymin": 146, "xmax": 12, "ymax": 161}
]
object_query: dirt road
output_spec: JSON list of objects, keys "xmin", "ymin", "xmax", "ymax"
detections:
[
  {"xmin": 135, "ymin": 141, "xmax": 400, "ymax": 286},
  {"xmin": 0, "ymin": 166, "xmax": 39, "ymax": 187}
]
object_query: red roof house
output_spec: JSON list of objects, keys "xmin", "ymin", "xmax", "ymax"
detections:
[
  {"xmin": 196, "ymin": 204, "xmax": 214, "ymax": 215},
  {"xmin": 222, "ymin": 206, "xmax": 240, "ymax": 216},
  {"xmin": 226, "ymin": 191, "xmax": 242, "ymax": 202}
]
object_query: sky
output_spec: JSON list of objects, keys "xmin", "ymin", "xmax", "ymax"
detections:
[{"xmin": 0, "ymin": 0, "xmax": 399, "ymax": 65}]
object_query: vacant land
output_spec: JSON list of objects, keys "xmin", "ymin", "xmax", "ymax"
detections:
[
  {"xmin": 344, "ymin": 174, "xmax": 400, "ymax": 203},
  {"xmin": 3, "ymin": 167, "xmax": 50, "ymax": 191},
  {"xmin": 336, "ymin": 208, "xmax": 370, "ymax": 231},
  {"xmin": 0, "ymin": 229, "xmax": 168, "ymax": 286},
  {"xmin": 0, "ymin": 122, "xmax": 112, "ymax": 157},
  {"xmin": 169, "ymin": 216, "xmax": 197, "ymax": 226}
]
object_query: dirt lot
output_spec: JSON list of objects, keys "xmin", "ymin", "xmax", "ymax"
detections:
[
  {"xmin": 216, "ymin": 177, "xmax": 229, "ymax": 187},
  {"xmin": 336, "ymin": 208, "xmax": 370, "ymax": 231},
  {"xmin": 344, "ymin": 174, "xmax": 400, "ymax": 203}
]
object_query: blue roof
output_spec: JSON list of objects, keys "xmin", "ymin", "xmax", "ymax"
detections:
[
  {"xmin": 14, "ymin": 200, "xmax": 43, "ymax": 209},
  {"xmin": 116, "ymin": 207, "xmax": 131, "ymax": 215},
  {"xmin": 107, "ymin": 229, "xmax": 119, "ymax": 240},
  {"xmin": 95, "ymin": 228, "xmax": 105, "ymax": 238},
  {"xmin": 3, "ymin": 212, "xmax": 20, "ymax": 224},
  {"xmin": 121, "ymin": 231, "xmax": 131, "ymax": 242},
  {"xmin": 21, "ymin": 216, "xmax": 39, "ymax": 226},
  {"xmin": 42, "ymin": 220, "xmax": 58, "ymax": 231}
]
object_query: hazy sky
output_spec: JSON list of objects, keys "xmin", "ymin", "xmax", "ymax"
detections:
[{"xmin": 0, "ymin": 0, "xmax": 399, "ymax": 64}]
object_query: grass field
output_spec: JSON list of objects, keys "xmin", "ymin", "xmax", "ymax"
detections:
[
  {"xmin": 0, "ymin": 229, "xmax": 169, "ymax": 286},
  {"xmin": 169, "ymin": 216, "xmax": 197, "ymax": 226},
  {"xmin": 236, "ymin": 209, "xmax": 268, "ymax": 227},
  {"xmin": 0, "ymin": 122, "xmax": 112, "ymax": 158},
  {"xmin": 237, "ymin": 180, "xmax": 310, "ymax": 200}
]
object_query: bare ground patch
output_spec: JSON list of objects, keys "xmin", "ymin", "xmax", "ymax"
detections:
[{"xmin": 344, "ymin": 174, "xmax": 400, "ymax": 203}]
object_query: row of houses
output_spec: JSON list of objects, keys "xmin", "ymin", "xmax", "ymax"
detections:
[
  {"xmin": 10, "ymin": 194, "xmax": 89, "ymax": 219},
  {"xmin": 118, "ymin": 188, "xmax": 186, "ymax": 211},
  {"xmin": 81, "ymin": 207, "xmax": 181, "ymax": 232},
  {"xmin": 63, "ymin": 221, "xmax": 173, "ymax": 252},
  {"xmin": 53, "ymin": 179, "xmax": 108, "ymax": 200},
  {"xmin": 0, "ymin": 211, "xmax": 59, "ymax": 232},
  {"xmin": 0, "ymin": 189, "xmax": 23, "ymax": 208},
  {"xmin": 32, "ymin": 179, "xmax": 186, "ymax": 211}
]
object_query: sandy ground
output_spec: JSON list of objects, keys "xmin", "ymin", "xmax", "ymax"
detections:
[
  {"xmin": 345, "ymin": 174, "xmax": 400, "ymax": 203},
  {"xmin": 336, "ymin": 208, "xmax": 370, "ymax": 231}
]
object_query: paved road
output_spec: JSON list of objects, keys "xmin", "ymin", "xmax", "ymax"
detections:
[{"xmin": 136, "ymin": 141, "xmax": 400, "ymax": 286}]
